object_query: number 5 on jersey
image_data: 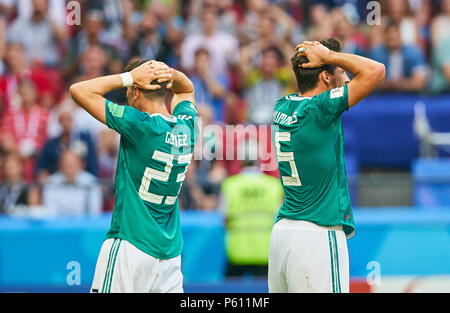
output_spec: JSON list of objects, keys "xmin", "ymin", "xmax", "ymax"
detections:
[{"xmin": 275, "ymin": 132, "xmax": 302, "ymax": 186}]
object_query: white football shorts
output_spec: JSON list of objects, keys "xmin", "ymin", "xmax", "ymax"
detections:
[
  {"xmin": 268, "ymin": 218, "xmax": 349, "ymax": 293},
  {"xmin": 90, "ymin": 238, "xmax": 183, "ymax": 293}
]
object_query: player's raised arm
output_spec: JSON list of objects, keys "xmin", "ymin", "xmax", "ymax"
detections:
[
  {"xmin": 297, "ymin": 41, "xmax": 385, "ymax": 108},
  {"xmin": 69, "ymin": 61, "xmax": 168, "ymax": 124},
  {"xmin": 170, "ymin": 69, "xmax": 195, "ymax": 111}
]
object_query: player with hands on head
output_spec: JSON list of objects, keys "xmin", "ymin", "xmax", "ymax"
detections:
[
  {"xmin": 269, "ymin": 38, "xmax": 385, "ymax": 293},
  {"xmin": 70, "ymin": 59, "xmax": 198, "ymax": 293}
]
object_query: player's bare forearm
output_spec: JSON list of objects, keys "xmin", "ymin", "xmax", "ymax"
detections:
[
  {"xmin": 169, "ymin": 69, "xmax": 195, "ymax": 112},
  {"xmin": 69, "ymin": 75, "xmax": 123, "ymax": 124},
  {"xmin": 171, "ymin": 69, "xmax": 194, "ymax": 94},
  {"xmin": 326, "ymin": 51, "xmax": 383, "ymax": 81},
  {"xmin": 326, "ymin": 51, "xmax": 385, "ymax": 107}
]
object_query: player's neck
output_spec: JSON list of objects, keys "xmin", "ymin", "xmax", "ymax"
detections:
[
  {"xmin": 142, "ymin": 101, "xmax": 171, "ymax": 117},
  {"xmin": 300, "ymin": 84, "xmax": 330, "ymax": 98}
]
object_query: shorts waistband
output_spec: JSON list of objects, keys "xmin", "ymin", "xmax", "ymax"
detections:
[{"xmin": 275, "ymin": 218, "xmax": 343, "ymax": 232}]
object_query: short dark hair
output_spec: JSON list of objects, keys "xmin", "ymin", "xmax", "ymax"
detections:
[
  {"xmin": 291, "ymin": 38, "xmax": 342, "ymax": 93},
  {"xmin": 124, "ymin": 59, "xmax": 168, "ymax": 99}
]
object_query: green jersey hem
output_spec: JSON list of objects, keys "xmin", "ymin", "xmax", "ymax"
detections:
[
  {"xmin": 275, "ymin": 216, "xmax": 355, "ymax": 239},
  {"xmin": 105, "ymin": 233, "xmax": 182, "ymax": 260}
]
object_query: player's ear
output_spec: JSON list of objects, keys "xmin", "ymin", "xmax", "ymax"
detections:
[
  {"xmin": 132, "ymin": 87, "xmax": 141, "ymax": 101},
  {"xmin": 320, "ymin": 70, "xmax": 332, "ymax": 86}
]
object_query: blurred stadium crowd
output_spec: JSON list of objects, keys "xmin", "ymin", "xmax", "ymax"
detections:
[{"xmin": 0, "ymin": 0, "xmax": 449, "ymax": 216}]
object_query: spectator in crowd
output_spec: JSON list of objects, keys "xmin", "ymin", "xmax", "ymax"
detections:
[
  {"xmin": 0, "ymin": 0, "xmax": 66, "ymax": 26},
  {"xmin": 239, "ymin": 10, "xmax": 295, "ymax": 81},
  {"xmin": 196, "ymin": 105, "xmax": 227, "ymax": 198},
  {"xmin": 181, "ymin": 5, "xmax": 239, "ymax": 78},
  {"xmin": 0, "ymin": 42, "xmax": 55, "ymax": 113},
  {"xmin": 306, "ymin": 0, "xmax": 371, "ymax": 20},
  {"xmin": 368, "ymin": 22, "xmax": 427, "ymax": 92},
  {"xmin": 223, "ymin": 91, "xmax": 247, "ymax": 125},
  {"xmin": 179, "ymin": 104, "xmax": 226, "ymax": 211},
  {"xmin": 62, "ymin": 9, "xmax": 122, "ymax": 81},
  {"xmin": 42, "ymin": 149, "xmax": 102, "ymax": 216},
  {"xmin": 304, "ymin": 3, "xmax": 334, "ymax": 41},
  {"xmin": 370, "ymin": 0, "xmax": 422, "ymax": 49},
  {"xmin": 72, "ymin": 43, "xmax": 127, "ymax": 104},
  {"xmin": 46, "ymin": 91, "xmax": 109, "ymax": 144},
  {"xmin": 220, "ymin": 138, "xmax": 283, "ymax": 277},
  {"xmin": 237, "ymin": 0, "xmax": 269, "ymax": 45},
  {"xmin": 185, "ymin": 0, "xmax": 238, "ymax": 36},
  {"xmin": 189, "ymin": 48, "xmax": 230, "ymax": 122},
  {"xmin": 139, "ymin": 0, "xmax": 186, "ymax": 67},
  {"xmin": 238, "ymin": 1, "xmax": 298, "ymax": 45},
  {"xmin": 96, "ymin": 128, "xmax": 119, "ymax": 182},
  {"xmin": 178, "ymin": 160, "xmax": 207, "ymax": 210},
  {"xmin": 331, "ymin": 7, "xmax": 367, "ymax": 56},
  {"xmin": 245, "ymin": 45, "xmax": 291, "ymax": 125},
  {"xmin": 430, "ymin": 0, "xmax": 450, "ymax": 47},
  {"xmin": 6, "ymin": 0, "xmax": 66, "ymax": 67},
  {"xmin": 36, "ymin": 102, "xmax": 98, "ymax": 184},
  {"xmin": 0, "ymin": 153, "xmax": 39, "ymax": 214},
  {"xmin": 277, "ymin": 0, "xmax": 305, "ymax": 26},
  {"xmin": 0, "ymin": 79, "xmax": 50, "ymax": 181},
  {"xmin": 128, "ymin": 8, "xmax": 176, "ymax": 65},
  {"xmin": 429, "ymin": 0, "xmax": 450, "ymax": 93},
  {"xmin": 84, "ymin": 0, "xmax": 136, "ymax": 50},
  {"xmin": 266, "ymin": 4, "xmax": 298, "ymax": 43},
  {"xmin": 97, "ymin": 128, "xmax": 119, "ymax": 212}
]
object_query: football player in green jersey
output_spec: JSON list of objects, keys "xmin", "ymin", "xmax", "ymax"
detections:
[
  {"xmin": 268, "ymin": 38, "xmax": 385, "ymax": 293},
  {"xmin": 69, "ymin": 59, "xmax": 198, "ymax": 293}
]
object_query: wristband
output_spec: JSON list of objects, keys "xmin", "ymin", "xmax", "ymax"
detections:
[{"xmin": 120, "ymin": 72, "xmax": 133, "ymax": 87}]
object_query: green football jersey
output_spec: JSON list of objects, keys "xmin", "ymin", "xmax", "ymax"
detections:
[
  {"xmin": 104, "ymin": 99, "xmax": 198, "ymax": 259},
  {"xmin": 271, "ymin": 85, "xmax": 355, "ymax": 239}
]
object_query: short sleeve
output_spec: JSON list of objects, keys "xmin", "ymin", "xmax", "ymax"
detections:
[
  {"xmin": 173, "ymin": 100, "xmax": 198, "ymax": 118},
  {"xmin": 313, "ymin": 84, "xmax": 349, "ymax": 128},
  {"xmin": 172, "ymin": 100, "xmax": 199, "ymax": 148},
  {"xmin": 105, "ymin": 99, "xmax": 148, "ymax": 144}
]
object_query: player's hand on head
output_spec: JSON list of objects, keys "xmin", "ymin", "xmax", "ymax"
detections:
[
  {"xmin": 149, "ymin": 60, "xmax": 174, "ymax": 89},
  {"xmin": 154, "ymin": 68, "xmax": 174, "ymax": 89},
  {"xmin": 129, "ymin": 61, "xmax": 162, "ymax": 91},
  {"xmin": 149, "ymin": 60, "xmax": 168, "ymax": 69},
  {"xmin": 296, "ymin": 41, "xmax": 331, "ymax": 69}
]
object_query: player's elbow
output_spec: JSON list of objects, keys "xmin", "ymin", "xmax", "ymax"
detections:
[
  {"xmin": 69, "ymin": 83, "xmax": 80, "ymax": 99},
  {"xmin": 373, "ymin": 62, "xmax": 386, "ymax": 86},
  {"xmin": 69, "ymin": 83, "xmax": 84, "ymax": 106},
  {"xmin": 359, "ymin": 61, "xmax": 385, "ymax": 88},
  {"xmin": 185, "ymin": 80, "xmax": 195, "ymax": 94}
]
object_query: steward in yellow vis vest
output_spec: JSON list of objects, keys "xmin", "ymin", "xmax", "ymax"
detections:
[{"xmin": 221, "ymin": 166, "xmax": 283, "ymax": 277}]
